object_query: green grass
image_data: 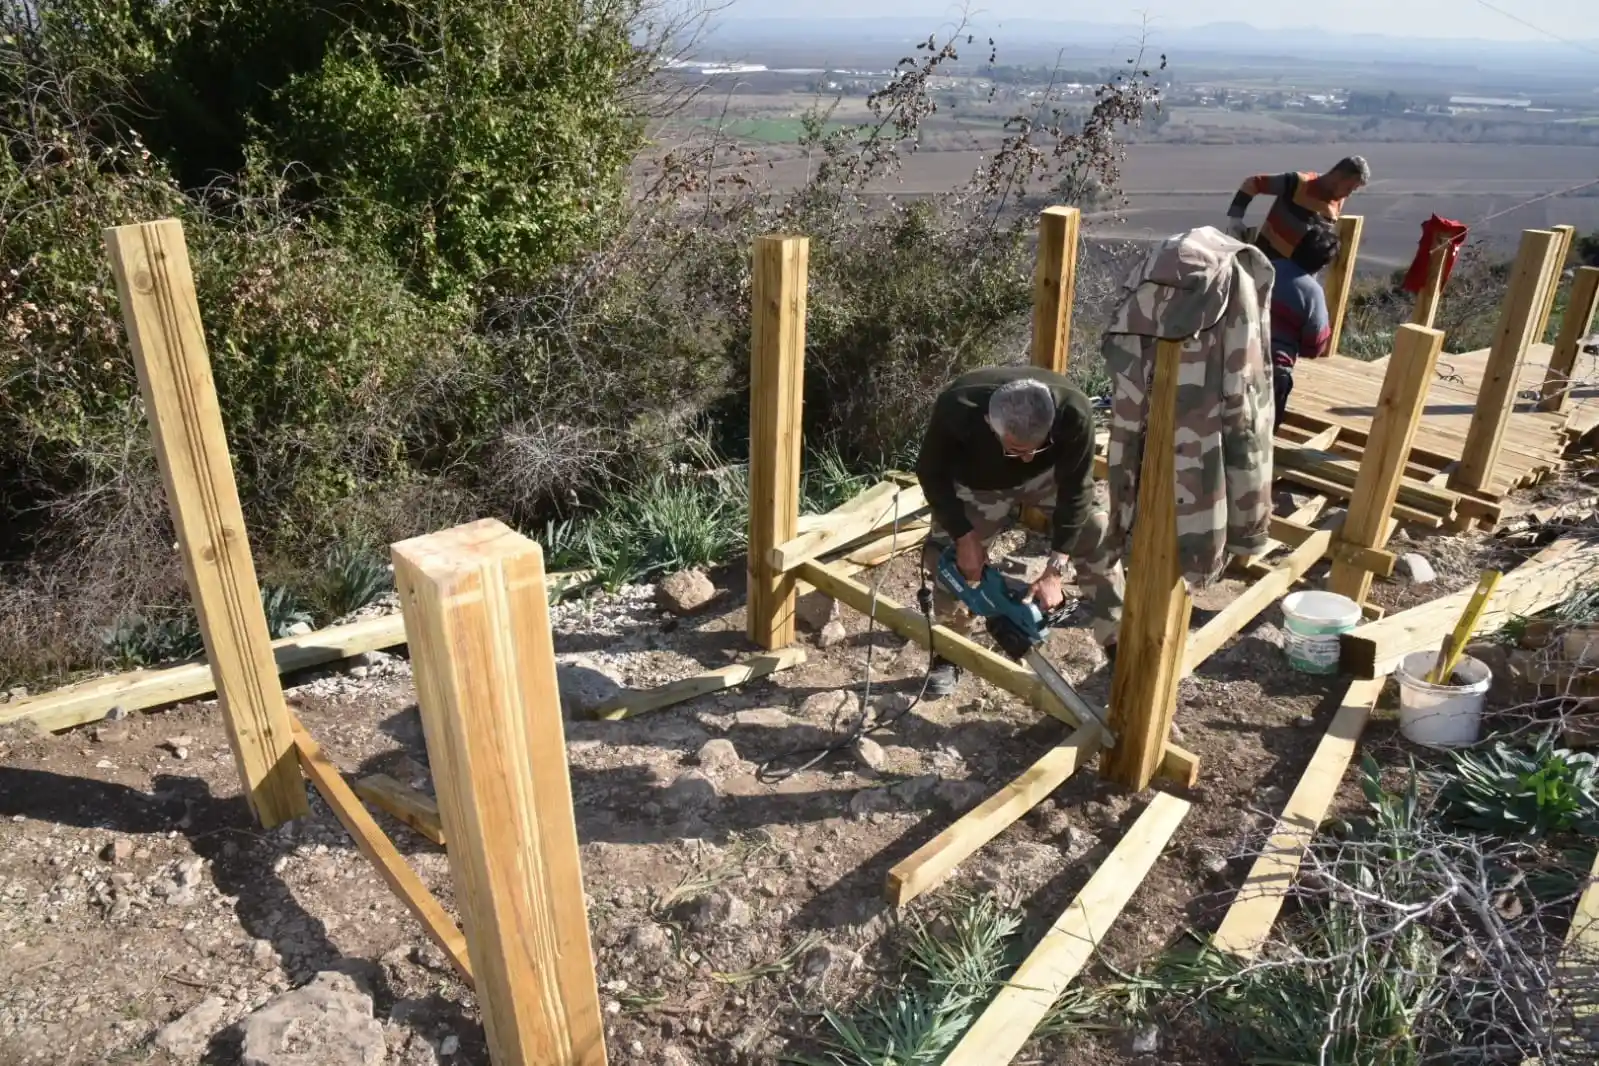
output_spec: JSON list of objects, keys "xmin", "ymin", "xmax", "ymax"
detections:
[{"xmin": 702, "ymin": 117, "xmax": 852, "ymax": 144}]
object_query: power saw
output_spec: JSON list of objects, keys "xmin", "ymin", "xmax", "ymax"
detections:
[{"xmin": 934, "ymin": 545, "xmax": 1117, "ymax": 746}]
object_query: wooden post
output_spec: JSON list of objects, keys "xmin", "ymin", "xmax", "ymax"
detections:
[
  {"xmin": 1324, "ymin": 214, "xmax": 1363, "ymax": 359},
  {"xmin": 392, "ymin": 519, "xmax": 606, "ymax": 1066},
  {"xmin": 1539, "ymin": 266, "xmax": 1599, "ymax": 414},
  {"xmin": 1535, "ymin": 224, "xmax": 1577, "ymax": 343},
  {"xmin": 1327, "ymin": 324, "xmax": 1445, "ymax": 604},
  {"xmin": 747, "ymin": 235, "xmax": 808, "ymax": 649},
  {"xmin": 105, "ymin": 219, "xmax": 307, "ymax": 828},
  {"xmin": 1031, "ymin": 206, "xmax": 1080, "ymax": 374},
  {"xmin": 1451, "ymin": 229, "xmax": 1563, "ymax": 495},
  {"xmin": 1102, "ymin": 339, "xmax": 1194, "ymax": 791},
  {"xmin": 1409, "ymin": 234, "xmax": 1450, "ymax": 329}
]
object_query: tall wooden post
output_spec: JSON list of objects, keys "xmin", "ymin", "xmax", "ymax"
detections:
[
  {"xmin": 1103, "ymin": 339, "xmax": 1194, "ymax": 791},
  {"xmin": 1324, "ymin": 214, "xmax": 1364, "ymax": 359},
  {"xmin": 1451, "ymin": 228, "xmax": 1563, "ymax": 495},
  {"xmin": 747, "ymin": 235, "xmax": 808, "ymax": 649},
  {"xmin": 393, "ymin": 519, "xmax": 606, "ymax": 1066},
  {"xmin": 1535, "ymin": 224, "xmax": 1577, "ymax": 343},
  {"xmin": 105, "ymin": 219, "xmax": 307, "ymax": 828},
  {"xmin": 1327, "ymin": 324, "xmax": 1446, "ymax": 604},
  {"xmin": 1410, "ymin": 235, "xmax": 1450, "ymax": 329},
  {"xmin": 1540, "ymin": 266, "xmax": 1599, "ymax": 414},
  {"xmin": 1031, "ymin": 206, "xmax": 1080, "ymax": 374}
]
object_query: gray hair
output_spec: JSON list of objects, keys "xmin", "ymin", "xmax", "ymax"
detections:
[
  {"xmin": 1331, "ymin": 155, "xmax": 1371, "ymax": 183},
  {"xmin": 988, "ymin": 379, "xmax": 1056, "ymax": 446}
]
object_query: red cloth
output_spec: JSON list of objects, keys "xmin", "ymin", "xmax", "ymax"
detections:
[{"xmin": 1401, "ymin": 215, "xmax": 1470, "ymax": 294}]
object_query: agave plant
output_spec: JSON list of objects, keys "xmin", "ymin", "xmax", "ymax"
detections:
[{"xmin": 1436, "ymin": 731, "xmax": 1599, "ymax": 841}]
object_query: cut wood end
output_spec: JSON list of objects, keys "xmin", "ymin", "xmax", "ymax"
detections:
[{"xmin": 391, "ymin": 519, "xmax": 542, "ymax": 580}]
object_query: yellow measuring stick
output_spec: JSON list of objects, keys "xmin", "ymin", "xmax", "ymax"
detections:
[{"xmin": 1428, "ymin": 570, "xmax": 1503, "ymax": 684}]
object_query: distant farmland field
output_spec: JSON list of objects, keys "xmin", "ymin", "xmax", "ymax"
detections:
[{"xmin": 758, "ymin": 141, "xmax": 1599, "ymax": 272}]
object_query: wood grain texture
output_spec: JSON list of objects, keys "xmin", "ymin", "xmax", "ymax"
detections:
[
  {"xmin": 1328, "ymin": 324, "xmax": 1446, "ymax": 603},
  {"xmin": 747, "ymin": 236, "xmax": 808, "ymax": 648},
  {"xmin": 1540, "ymin": 266, "xmax": 1599, "ymax": 414},
  {"xmin": 354, "ymin": 773, "xmax": 446, "ymax": 846},
  {"xmin": 1103, "ymin": 339, "xmax": 1194, "ymax": 790},
  {"xmin": 1453, "ymin": 229, "xmax": 1563, "ymax": 494},
  {"xmin": 1409, "ymin": 233, "xmax": 1451, "ymax": 329},
  {"xmin": 591, "ymin": 648, "xmax": 806, "ymax": 721},
  {"xmin": 887, "ymin": 724, "xmax": 1100, "ymax": 906},
  {"xmin": 939, "ymin": 792, "xmax": 1190, "ymax": 1066},
  {"xmin": 1535, "ymin": 225, "xmax": 1577, "ymax": 342},
  {"xmin": 291, "ymin": 718, "xmax": 468, "ymax": 979},
  {"xmin": 1031, "ymin": 206, "xmax": 1080, "ymax": 374},
  {"xmin": 1325, "ymin": 214, "xmax": 1364, "ymax": 358},
  {"xmin": 1211, "ymin": 678, "xmax": 1384, "ymax": 958},
  {"xmin": 769, "ymin": 484, "xmax": 926, "ymax": 572},
  {"xmin": 105, "ymin": 219, "xmax": 307, "ymax": 827},
  {"xmin": 393, "ymin": 519, "xmax": 606, "ymax": 1066}
]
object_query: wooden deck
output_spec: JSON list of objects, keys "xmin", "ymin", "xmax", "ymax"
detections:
[{"xmin": 1290, "ymin": 342, "xmax": 1599, "ymax": 497}]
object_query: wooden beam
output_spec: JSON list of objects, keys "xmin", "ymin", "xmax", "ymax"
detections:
[
  {"xmin": 886, "ymin": 724, "xmax": 1100, "ymax": 907},
  {"xmin": 392, "ymin": 520, "xmax": 607, "ymax": 1066},
  {"xmin": 1328, "ymin": 324, "xmax": 1446, "ymax": 603},
  {"xmin": 1452, "ymin": 229, "xmax": 1563, "ymax": 495},
  {"xmin": 290, "ymin": 717, "xmax": 471, "ymax": 981},
  {"xmin": 105, "ymin": 219, "xmax": 307, "ymax": 828},
  {"xmin": 1273, "ymin": 466, "xmax": 1445, "ymax": 529},
  {"xmin": 939, "ymin": 791, "xmax": 1190, "ymax": 1066},
  {"xmin": 1409, "ymin": 232, "xmax": 1451, "ymax": 329},
  {"xmin": 1325, "ymin": 214, "xmax": 1364, "ymax": 359},
  {"xmin": 1535, "ymin": 225, "xmax": 1577, "ymax": 343},
  {"xmin": 1031, "ymin": 205, "xmax": 1080, "ymax": 374},
  {"xmin": 592, "ymin": 648, "xmax": 806, "ymax": 721},
  {"xmin": 1182, "ymin": 529, "xmax": 1334, "ymax": 679},
  {"xmin": 1210, "ymin": 678, "xmax": 1383, "ymax": 958},
  {"xmin": 793, "ymin": 559, "xmax": 1201, "ymax": 788},
  {"xmin": 1270, "ymin": 516, "xmax": 1396, "ymax": 578},
  {"xmin": 353, "ymin": 773, "xmax": 446, "ymax": 847},
  {"xmin": 769, "ymin": 484, "xmax": 927, "ymax": 573},
  {"xmin": 1339, "ymin": 537, "xmax": 1598, "ymax": 678},
  {"xmin": 1274, "ymin": 446, "xmax": 1459, "ymax": 522},
  {"xmin": 748, "ymin": 234, "xmax": 808, "ymax": 650},
  {"xmin": 1539, "ymin": 266, "xmax": 1599, "ymax": 414},
  {"xmin": 1102, "ymin": 339, "xmax": 1193, "ymax": 791}
]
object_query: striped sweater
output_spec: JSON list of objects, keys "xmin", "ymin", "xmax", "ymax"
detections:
[{"xmin": 1228, "ymin": 171, "xmax": 1347, "ymax": 260}]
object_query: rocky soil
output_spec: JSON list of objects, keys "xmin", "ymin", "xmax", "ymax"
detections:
[{"xmin": 0, "ymin": 485, "xmax": 1585, "ymax": 1065}]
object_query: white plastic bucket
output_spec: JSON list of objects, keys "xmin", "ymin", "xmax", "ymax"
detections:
[
  {"xmin": 1281, "ymin": 591, "xmax": 1362, "ymax": 674},
  {"xmin": 1395, "ymin": 649, "xmax": 1491, "ymax": 748}
]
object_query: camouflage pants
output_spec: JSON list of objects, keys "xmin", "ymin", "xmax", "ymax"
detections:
[{"xmin": 920, "ymin": 470, "xmax": 1125, "ymax": 647}]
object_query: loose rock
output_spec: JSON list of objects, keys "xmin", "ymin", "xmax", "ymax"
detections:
[
  {"xmin": 695, "ymin": 738, "xmax": 743, "ymax": 774},
  {"xmin": 690, "ymin": 890, "xmax": 751, "ymax": 932},
  {"xmin": 240, "ymin": 970, "xmax": 386, "ymax": 1066},
  {"xmin": 1132, "ymin": 1023, "xmax": 1160, "ymax": 1055},
  {"xmin": 625, "ymin": 921, "xmax": 673, "ymax": 965},
  {"xmin": 94, "ymin": 725, "xmax": 132, "ymax": 744},
  {"xmin": 935, "ymin": 778, "xmax": 990, "ymax": 811},
  {"xmin": 1397, "ymin": 553, "xmax": 1437, "ymax": 585},
  {"xmin": 799, "ymin": 690, "xmax": 858, "ymax": 722},
  {"xmin": 853, "ymin": 737, "xmax": 887, "ymax": 772},
  {"xmin": 556, "ymin": 659, "xmax": 625, "ymax": 716},
  {"xmin": 816, "ymin": 619, "xmax": 848, "ymax": 649},
  {"xmin": 796, "ymin": 591, "xmax": 841, "ymax": 632},
  {"xmin": 101, "ymin": 839, "xmax": 133, "ymax": 864},
  {"xmin": 153, "ymin": 996, "xmax": 231, "ymax": 1059},
  {"xmin": 663, "ymin": 770, "xmax": 719, "ymax": 812},
  {"xmin": 801, "ymin": 941, "xmax": 862, "ymax": 984},
  {"xmin": 657, "ymin": 570, "xmax": 716, "ymax": 615}
]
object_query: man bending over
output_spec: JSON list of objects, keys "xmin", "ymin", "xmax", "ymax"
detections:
[
  {"xmin": 1226, "ymin": 154, "xmax": 1368, "ymax": 262},
  {"xmin": 914, "ymin": 366, "xmax": 1124, "ymax": 697},
  {"xmin": 1269, "ymin": 219, "xmax": 1340, "ymax": 426}
]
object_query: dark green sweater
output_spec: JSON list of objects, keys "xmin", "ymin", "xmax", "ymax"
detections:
[{"xmin": 914, "ymin": 366, "xmax": 1096, "ymax": 553}]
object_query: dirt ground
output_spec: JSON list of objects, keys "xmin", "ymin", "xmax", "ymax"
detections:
[{"xmin": 0, "ymin": 477, "xmax": 1591, "ymax": 1065}]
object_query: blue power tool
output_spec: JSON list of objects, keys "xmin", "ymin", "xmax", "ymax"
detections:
[{"xmin": 934, "ymin": 544, "xmax": 1117, "ymax": 744}]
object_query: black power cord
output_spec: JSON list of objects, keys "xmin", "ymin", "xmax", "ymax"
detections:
[{"xmin": 755, "ymin": 504, "xmax": 940, "ymax": 784}]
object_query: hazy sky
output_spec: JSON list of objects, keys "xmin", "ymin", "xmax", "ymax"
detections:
[{"xmin": 724, "ymin": 0, "xmax": 1593, "ymax": 43}]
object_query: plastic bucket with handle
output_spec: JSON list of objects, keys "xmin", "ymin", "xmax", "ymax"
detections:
[
  {"xmin": 1395, "ymin": 649, "xmax": 1490, "ymax": 748},
  {"xmin": 1281, "ymin": 590, "xmax": 1362, "ymax": 675}
]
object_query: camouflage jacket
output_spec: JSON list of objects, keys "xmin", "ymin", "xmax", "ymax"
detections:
[{"xmin": 1101, "ymin": 226, "xmax": 1276, "ymax": 588}]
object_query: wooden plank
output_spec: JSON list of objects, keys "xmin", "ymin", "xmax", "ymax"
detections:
[
  {"xmin": 1453, "ymin": 229, "xmax": 1564, "ymax": 494},
  {"xmin": 748, "ymin": 235, "xmax": 808, "ymax": 650},
  {"xmin": 591, "ymin": 649, "xmax": 807, "ymax": 721},
  {"xmin": 1410, "ymin": 232, "xmax": 1450, "ymax": 329},
  {"xmin": 886, "ymin": 724, "xmax": 1100, "ymax": 906},
  {"xmin": 1329, "ymin": 324, "xmax": 1446, "ymax": 603},
  {"xmin": 1536, "ymin": 225, "xmax": 1577, "ymax": 343},
  {"xmin": 1540, "ymin": 267, "xmax": 1599, "ymax": 414},
  {"xmin": 354, "ymin": 773, "xmax": 446, "ymax": 847},
  {"xmin": 1339, "ymin": 537, "xmax": 1599, "ymax": 678},
  {"xmin": 939, "ymin": 791, "xmax": 1191, "ymax": 1066},
  {"xmin": 105, "ymin": 219, "xmax": 307, "ymax": 828},
  {"xmin": 1211, "ymin": 678, "xmax": 1384, "ymax": 958},
  {"xmin": 1275, "ymin": 466, "xmax": 1445, "ymax": 529},
  {"xmin": 1182, "ymin": 529, "xmax": 1334, "ymax": 679},
  {"xmin": 1326, "ymin": 214, "xmax": 1364, "ymax": 359},
  {"xmin": 1274, "ymin": 443, "xmax": 1460, "ymax": 520},
  {"xmin": 1266, "ymin": 516, "xmax": 1396, "ymax": 578},
  {"xmin": 1103, "ymin": 339, "xmax": 1193, "ymax": 791},
  {"xmin": 770, "ymin": 484, "xmax": 928, "ymax": 573},
  {"xmin": 794, "ymin": 559, "xmax": 1201, "ymax": 788},
  {"xmin": 1031, "ymin": 205, "xmax": 1080, "ymax": 374},
  {"xmin": 392, "ymin": 520, "xmax": 607, "ymax": 1066},
  {"xmin": 290, "ymin": 717, "xmax": 471, "ymax": 981}
]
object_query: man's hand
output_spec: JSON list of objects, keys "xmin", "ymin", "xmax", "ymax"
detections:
[
  {"xmin": 1225, "ymin": 215, "xmax": 1249, "ymax": 240},
  {"xmin": 955, "ymin": 531, "xmax": 987, "ymax": 584},
  {"xmin": 1027, "ymin": 570, "xmax": 1066, "ymax": 611}
]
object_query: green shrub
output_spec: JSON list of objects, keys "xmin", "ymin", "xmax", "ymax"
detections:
[{"xmin": 1436, "ymin": 732, "xmax": 1599, "ymax": 841}]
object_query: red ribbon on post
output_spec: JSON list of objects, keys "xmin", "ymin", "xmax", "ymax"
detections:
[{"xmin": 1401, "ymin": 214, "xmax": 1470, "ymax": 294}]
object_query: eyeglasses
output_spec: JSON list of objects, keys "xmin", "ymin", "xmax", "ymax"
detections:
[{"xmin": 1001, "ymin": 436, "xmax": 1051, "ymax": 460}]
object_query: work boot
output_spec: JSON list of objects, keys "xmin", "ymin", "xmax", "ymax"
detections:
[
  {"xmin": 1103, "ymin": 640, "xmax": 1119, "ymax": 674},
  {"xmin": 926, "ymin": 656, "xmax": 962, "ymax": 698}
]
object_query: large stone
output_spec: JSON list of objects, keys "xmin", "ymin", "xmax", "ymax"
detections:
[
  {"xmin": 799, "ymin": 690, "xmax": 859, "ymax": 723},
  {"xmin": 240, "ymin": 971, "xmax": 386, "ymax": 1066},
  {"xmin": 556, "ymin": 658, "xmax": 625, "ymax": 716},
  {"xmin": 853, "ymin": 737, "xmax": 887, "ymax": 772},
  {"xmin": 695, "ymin": 738, "xmax": 743, "ymax": 774},
  {"xmin": 816, "ymin": 619, "xmax": 849, "ymax": 649},
  {"xmin": 689, "ymin": 890, "xmax": 751, "ymax": 932},
  {"xmin": 796, "ymin": 591, "xmax": 842, "ymax": 632},
  {"xmin": 663, "ymin": 770, "xmax": 719, "ymax": 812},
  {"xmin": 153, "ymin": 996, "xmax": 230, "ymax": 1059},
  {"xmin": 657, "ymin": 570, "xmax": 717, "ymax": 615},
  {"xmin": 1396, "ymin": 553, "xmax": 1437, "ymax": 585}
]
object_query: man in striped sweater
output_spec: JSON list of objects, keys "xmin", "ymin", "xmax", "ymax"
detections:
[
  {"xmin": 1268, "ymin": 219, "xmax": 1341, "ymax": 427},
  {"xmin": 1225, "ymin": 155, "xmax": 1369, "ymax": 262}
]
